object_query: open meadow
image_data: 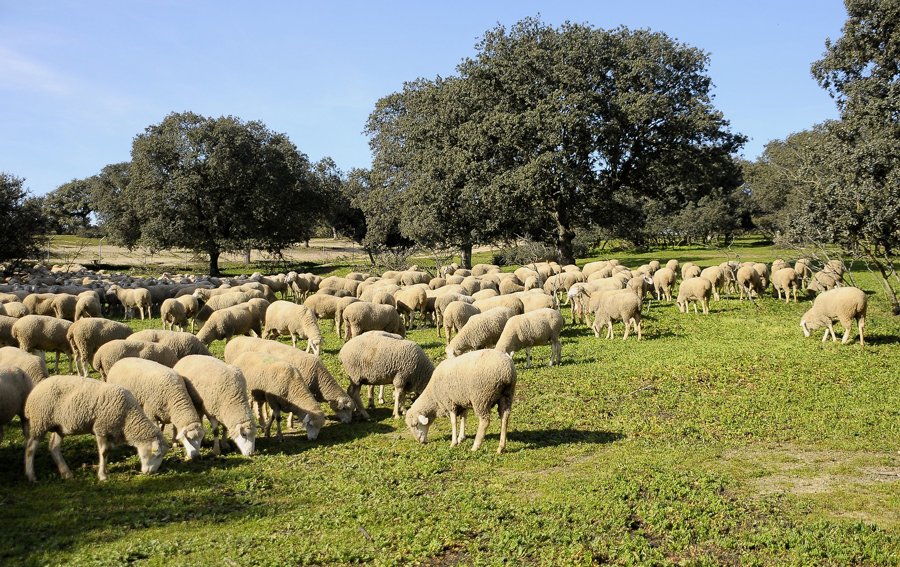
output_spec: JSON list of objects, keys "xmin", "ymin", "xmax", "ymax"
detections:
[{"xmin": 2, "ymin": 243, "xmax": 900, "ymax": 566}]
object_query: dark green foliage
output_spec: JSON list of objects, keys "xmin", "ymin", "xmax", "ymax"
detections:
[
  {"xmin": 0, "ymin": 173, "xmax": 47, "ymax": 271},
  {"xmin": 41, "ymin": 177, "xmax": 95, "ymax": 235}
]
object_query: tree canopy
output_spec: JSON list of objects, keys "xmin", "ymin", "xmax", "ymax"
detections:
[
  {"xmin": 41, "ymin": 178, "xmax": 95, "ymax": 235},
  {"xmin": 0, "ymin": 173, "xmax": 47, "ymax": 272}
]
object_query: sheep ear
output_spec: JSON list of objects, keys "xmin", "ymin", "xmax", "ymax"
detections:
[
  {"xmin": 303, "ymin": 414, "xmax": 311, "ymax": 425},
  {"xmin": 151, "ymin": 440, "xmax": 160, "ymax": 455},
  {"xmin": 175, "ymin": 428, "xmax": 186, "ymax": 441},
  {"xmin": 417, "ymin": 414, "xmax": 429, "ymax": 426}
]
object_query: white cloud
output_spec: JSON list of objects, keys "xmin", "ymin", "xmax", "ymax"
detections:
[{"xmin": 0, "ymin": 44, "xmax": 73, "ymax": 95}]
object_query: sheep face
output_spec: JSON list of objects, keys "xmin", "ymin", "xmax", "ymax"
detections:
[
  {"xmin": 329, "ymin": 397, "xmax": 353, "ymax": 424},
  {"xmin": 230, "ymin": 422, "xmax": 257, "ymax": 456},
  {"xmin": 176, "ymin": 422, "xmax": 206, "ymax": 460},
  {"xmin": 445, "ymin": 345, "xmax": 457, "ymax": 359},
  {"xmin": 406, "ymin": 412, "xmax": 431, "ymax": 444},
  {"xmin": 301, "ymin": 413, "xmax": 324, "ymax": 440},
  {"xmin": 137, "ymin": 438, "xmax": 169, "ymax": 475}
]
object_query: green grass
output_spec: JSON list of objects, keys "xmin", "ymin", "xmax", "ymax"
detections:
[{"xmin": 3, "ymin": 246, "xmax": 900, "ymax": 565}]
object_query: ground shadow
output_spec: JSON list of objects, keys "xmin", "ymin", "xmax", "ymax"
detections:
[{"xmin": 510, "ymin": 428, "xmax": 624, "ymax": 449}]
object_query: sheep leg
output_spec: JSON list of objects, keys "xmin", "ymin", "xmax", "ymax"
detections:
[
  {"xmin": 449, "ymin": 410, "xmax": 459, "ymax": 447},
  {"xmin": 471, "ymin": 414, "xmax": 491, "ymax": 452},
  {"xmin": 346, "ymin": 383, "xmax": 371, "ymax": 420},
  {"xmin": 636, "ymin": 320, "xmax": 643, "ymax": 341},
  {"xmin": 48, "ymin": 433, "xmax": 73, "ymax": 479},
  {"xmin": 458, "ymin": 410, "xmax": 467, "ymax": 443},
  {"xmin": 605, "ymin": 321, "xmax": 614, "ymax": 340},
  {"xmin": 272, "ymin": 408, "xmax": 285, "ymax": 443},
  {"xmin": 378, "ymin": 385, "xmax": 386, "ymax": 405},
  {"xmin": 496, "ymin": 398, "xmax": 512, "ymax": 454},
  {"xmin": 392, "ymin": 387, "xmax": 404, "ymax": 420},
  {"xmin": 623, "ymin": 319, "xmax": 631, "ymax": 341},
  {"xmin": 525, "ymin": 347, "xmax": 532, "ymax": 369},
  {"xmin": 366, "ymin": 385, "xmax": 376, "ymax": 409},
  {"xmin": 702, "ymin": 300, "xmax": 709, "ymax": 315},
  {"xmin": 210, "ymin": 418, "xmax": 222, "ymax": 455},
  {"xmin": 95, "ymin": 435, "xmax": 111, "ymax": 481},
  {"xmin": 25, "ymin": 432, "xmax": 46, "ymax": 482}
]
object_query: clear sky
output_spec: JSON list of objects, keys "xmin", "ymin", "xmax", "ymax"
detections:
[{"xmin": 1, "ymin": 1, "xmax": 848, "ymax": 196}]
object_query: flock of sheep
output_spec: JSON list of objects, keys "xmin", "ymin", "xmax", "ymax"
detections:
[{"xmin": 0, "ymin": 254, "xmax": 869, "ymax": 481}]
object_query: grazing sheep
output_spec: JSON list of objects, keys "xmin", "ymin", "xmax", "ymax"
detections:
[
  {"xmin": 0, "ymin": 302, "xmax": 29, "ymax": 318},
  {"xmin": 752, "ymin": 263, "xmax": 771, "ymax": 290},
  {"xmin": 341, "ymin": 302, "xmax": 406, "ymax": 341},
  {"xmin": 591, "ymin": 290, "xmax": 643, "ymax": 340},
  {"xmin": 807, "ymin": 271, "xmax": 842, "ymax": 295},
  {"xmin": 516, "ymin": 292, "xmax": 556, "ymax": 313},
  {"xmin": 339, "ymin": 332, "xmax": 434, "ymax": 420},
  {"xmin": 0, "ymin": 346, "xmax": 48, "ymax": 385},
  {"xmin": 443, "ymin": 301, "xmax": 481, "ymax": 342},
  {"xmin": 334, "ymin": 296, "xmax": 362, "ymax": 339},
  {"xmin": 106, "ymin": 358, "xmax": 205, "ymax": 460},
  {"xmin": 772, "ymin": 268, "xmax": 801, "ymax": 303},
  {"xmin": 446, "ymin": 306, "xmax": 516, "ymax": 359},
  {"xmin": 227, "ymin": 352, "xmax": 327, "ymax": 442},
  {"xmin": 11, "ymin": 315, "xmax": 74, "ymax": 374},
  {"xmin": 196, "ymin": 304, "xmax": 262, "ymax": 346},
  {"xmin": 195, "ymin": 291, "xmax": 251, "ymax": 322},
  {"xmin": 800, "ymin": 286, "xmax": 867, "ymax": 345},
  {"xmin": 495, "ymin": 308, "xmax": 564, "ymax": 368},
  {"xmin": 720, "ymin": 261, "xmax": 740, "ymax": 294},
  {"xmin": 652, "ymin": 268, "xmax": 677, "ymax": 301},
  {"xmin": 676, "ymin": 277, "xmax": 713, "ymax": 315},
  {"xmin": 736, "ymin": 266, "xmax": 764, "ymax": 300},
  {"xmin": 699, "ymin": 266, "xmax": 725, "ymax": 301},
  {"xmin": 160, "ymin": 298, "xmax": 189, "ymax": 332},
  {"xmin": 175, "ymin": 294, "xmax": 200, "ymax": 333},
  {"xmin": 0, "ymin": 315, "xmax": 18, "ymax": 347},
  {"xmin": 681, "ymin": 263, "xmax": 701, "ymax": 280},
  {"xmin": 67, "ymin": 318, "xmax": 133, "ymax": 377},
  {"xmin": 263, "ymin": 300, "xmax": 323, "ymax": 355},
  {"xmin": 107, "ymin": 284, "xmax": 152, "ymax": 320},
  {"xmin": 74, "ymin": 294, "xmax": 102, "ymax": 321},
  {"xmin": 0, "ymin": 366, "xmax": 32, "ymax": 446},
  {"xmin": 406, "ymin": 349, "xmax": 516, "ymax": 454},
  {"xmin": 665, "ymin": 259, "xmax": 679, "ymax": 273},
  {"xmin": 173, "ymin": 355, "xmax": 256, "ymax": 456},
  {"xmin": 50, "ymin": 294, "xmax": 77, "ymax": 321},
  {"xmin": 128, "ymin": 329, "xmax": 212, "ymax": 359},
  {"xmin": 303, "ymin": 293, "xmax": 342, "ymax": 332},
  {"xmin": 771, "ymin": 259, "xmax": 790, "ymax": 274},
  {"xmin": 22, "ymin": 293, "xmax": 56, "ymax": 316},
  {"xmin": 24, "ymin": 375, "xmax": 168, "ymax": 482},
  {"xmin": 93, "ymin": 339, "xmax": 179, "ymax": 380},
  {"xmin": 626, "ymin": 275, "xmax": 654, "ymax": 300},
  {"xmin": 795, "ymin": 259, "xmax": 813, "ymax": 286},
  {"xmin": 223, "ymin": 337, "xmax": 354, "ymax": 423},
  {"xmin": 472, "ymin": 295, "xmax": 524, "ymax": 316},
  {"xmin": 434, "ymin": 292, "xmax": 474, "ymax": 336}
]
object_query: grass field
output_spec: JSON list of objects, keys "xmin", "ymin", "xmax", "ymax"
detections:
[{"xmin": 2, "ymin": 243, "xmax": 900, "ymax": 566}]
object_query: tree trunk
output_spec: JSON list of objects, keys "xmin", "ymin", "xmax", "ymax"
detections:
[
  {"xmin": 209, "ymin": 249, "xmax": 220, "ymax": 277},
  {"xmin": 460, "ymin": 243, "xmax": 473, "ymax": 270},
  {"xmin": 243, "ymin": 247, "xmax": 251, "ymax": 264},
  {"xmin": 867, "ymin": 251, "xmax": 900, "ymax": 315},
  {"xmin": 556, "ymin": 223, "xmax": 576, "ymax": 266}
]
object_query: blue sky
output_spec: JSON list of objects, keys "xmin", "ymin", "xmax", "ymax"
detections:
[{"xmin": 1, "ymin": 1, "xmax": 848, "ymax": 196}]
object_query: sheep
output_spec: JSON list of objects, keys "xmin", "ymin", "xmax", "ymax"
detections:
[
  {"xmin": 106, "ymin": 358, "xmax": 205, "ymax": 460},
  {"xmin": 24, "ymin": 375, "xmax": 168, "ymax": 482},
  {"xmin": 194, "ymin": 291, "xmax": 251, "ymax": 322},
  {"xmin": 92, "ymin": 339, "xmax": 179, "ymax": 380},
  {"xmin": 807, "ymin": 271, "xmax": 842, "ymax": 295},
  {"xmin": 303, "ymin": 293, "xmax": 342, "ymax": 332},
  {"xmin": 433, "ymin": 292, "xmax": 474, "ymax": 337},
  {"xmin": 339, "ymin": 332, "xmax": 434, "ymax": 420},
  {"xmin": 22, "ymin": 293, "xmax": 56, "ymax": 316},
  {"xmin": 752, "ymin": 263, "xmax": 771, "ymax": 290},
  {"xmin": 196, "ymin": 304, "xmax": 261, "ymax": 346},
  {"xmin": 223, "ymin": 337, "xmax": 354, "ymax": 423},
  {"xmin": 495, "ymin": 308, "xmax": 564, "ymax": 368},
  {"xmin": 107, "ymin": 284, "xmax": 152, "ymax": 320},
  {"xmin": 263, "ymin": 300, "xmax": 323, "ymax": 355},
  {"xmin": 0, "ymin": 346, "xmax": 48, "ymax": 385},
  {"xmin": 665, "ymin": 259, "xmax": 679, "ymax": 273},
  {"xmin": 74, "ymin": 294, "xmax": 101, "ymax": 321},
  {"xmin": 334, "ymin": 296, "xmax": 362, "ymax": 339},
  {"xmin": 771, "ymin": 267, "xmax": 801, "ymax": 303},
  {"xmin": 160, "ymin": 298, "xmax": 189, "ymax": 332},
  {"xmin": 720, "ymin": 261, "xmax": 740, "ymax": 294},
  {"xmin": 517, "ymin": 291, "xmax": 555, "ymax": 313},
  {"xmin": 175, "ymin": 294, "xmax": 200, "ymax": 333},
  {"xmin": 771, "ymin": 259, "xmax": 790, "ymax": 274},
  {"xmin": 736, "ymin": 266, "xmax": 764, "ymax": 300},
  {"xmin": 800, "ymin": 286, "xmax": 867, "ymax": 346},
  {"xmin": 50, "ymin": 294, "xmax": 77, "ymax": 321},
  {"xmin": 406, "ymin": 349, "xmax": 516, "ymax": 453},
  {"xmin": 676, "ymin": 277, "xmax": 713, "ymax": 315},
  {"xmin": 0, "ymin": 366, "xmax": 32, "ymax": 446},
  {"xmin": 67, "ymin": 318, "xmax": 134, "ymax": 377},
  {"xmin": 393, "ymin": 286, "xmax": 428, "ymax": 328},
  {"xmin": 443, "ymin": 301, "xmax": 481, "ymax": 342},
  {"xmin": 823, "ymin": 259, "xmax": 846, "ymax": 283},
  {"xmin": 626, "ymin": 275, "xmax": 654, "ymax": 300},
  {"xmin": 0, "ymin": 315, "xmax": 18, "ymax": 347},
  {"xmin": 699, "ymin": 266, "xmax": 725, "ymax": 301},
  {"xmin": 591, "ymin": 290, "xmax": 643, "ymax": 340},
  {"xmin": 652, "ymin": 268, "xmax": 677, "ymax": 301},
  {"xmin": 446, "ymin": 306, "xmax": 516, "ymax": 359},
  {"xmin": 681, "ymin": 263, "xmax": 701, "ymax": 280},
  {"xmin": 229, "ymin": 351, "xmax": 326, "ymax": 442},
  {"xmin": 128, "ymin": 329, "xmax": 212, "ymax": 359},
  {"xmin": 795, "ymin": 259, "xmax": 813, "ymax": 286},
  {"xmin": 11, "ymin": 315, "xmax": 74, "ymax": 374},
  {"xmin": 341, "ymin": 302, "xmax": 406, "ymax": 341},
  {"xmin": 173, "ymin": 355, "xmax": 256, "ymax": 456},
  {"xmin": 472, "ymin": 295, "xmax": 524, "ymax": 316},
  {"xmin": 0, "ymin": 302, "xmax": 29, "ymax": 318}
]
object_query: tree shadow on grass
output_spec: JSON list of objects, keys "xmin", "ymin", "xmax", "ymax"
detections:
[{"xmin": 511, "ymin": 428, "xmax": 624, "ymax": 449}]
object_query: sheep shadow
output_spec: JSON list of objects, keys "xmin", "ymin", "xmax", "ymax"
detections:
[
  {"xmin": 511, "ymin": 428, "xmax": 624, "ymax": 449},
  {"xmin": 859, "ymin": 333, "xmax": 900, "ymax": 346}
]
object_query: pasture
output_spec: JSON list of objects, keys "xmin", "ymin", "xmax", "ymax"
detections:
[{"xmin": 1, "ymin": 244, "xmax": 900, "ymax": 566}]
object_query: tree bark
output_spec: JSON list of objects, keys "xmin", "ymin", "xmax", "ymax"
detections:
[
  {"xmin": 243, "ymin": 247, "xmax": 251, "ymax": 264},
  {"xmin": 460, "ymin": 243, "xmax": 473, "ymax": 270},
  {"xmin": 556, "ymin": 223, "xmax": 576, "ymax": 266},
  {"xmin": 209, "ymin": 249, "xmax": 220, "ymax": 277},
  {"xmin": 867, "ymin": 251, "xmax": 900, "ymax": 315}
]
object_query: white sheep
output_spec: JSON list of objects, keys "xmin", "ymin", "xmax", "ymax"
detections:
[
  {"xmin": 699, "ymin": 266, "xmax": 725, "ymax": 301},
  {"xmin": 652, "ymin": 268, "xmax": 677, "ymax": 301},
  {"xmin": 74, "ymin": 294, "xmax": 102, "ymax": 321},
  {"xmin": 333, "ymin": 296, "xmax": 362, "ymax": 339},
  {"xmin": 446, "ymin": 306, "xmax": 516, "ymax": 359},
  {"xmin": 0, "ymin": 301, "xmax": 29, "ymax": 318},
  {"xmin": 736, "ymin": 266, "xmax": 764, "ymax": 300},
  {"xmin": 223, "ymin": 336, "xmax": 354, "ymax": 424},
  {"xmin": 50, "ymin": 294, "xmax": 77, "ymax": 321},
  {"xmin": 92, "ymin": 339, "xmax": 179, "ymax": 380},
  {"xmin": 433, "ymin": 292, "xmax": 474, "ymax": 336},
  {"xmin": 771, "ymin": 267, "xmax": 801, "ymax": 303},
  {"xmin": 229, "ymin": 351, "xmax": 327, "ymax": 442},
  {"xmin": 0, "ymin": 314, "xmax": 18, "ymax": 347},
  {"xmin": 263, "ymin": 300, "xmax": 323, "ymax": 355},
  {"xmin": 160, "ymin": 298, "xmax": 188, "ymax": 332},
  {"xmin": 128, "ymin": 329, "xmax": 212, "ymax": 358},
  {"xmin": 681, "ymin": 263, "xmax": 701, "ymax": 280},
  {"xmin": 11, "ymin": 315, "xmax": 74, "ymax": 374},
  {"xmin": 173, "ymin": 355, "xmax": 257, "ymax": 456},
  {"xmin": 676, "ymin": 277, "xmax": 713, "ymax": 315},
  {"xmin": 24, "ymin": 375, "xmax": 168, "ymax": 481},
  {"xmin": 0, "ymin": 346, "xmax": 48, "ymax": 386},
  {"xmin": 0, "ymin": 365, "xmax": 32, "ymax": 446},
  {"xmin": 107, "ymin": 284, "xmax": 152, "ymax": 320},
  {"xmin": 472, "ymin": 295, "xmax": 524, "ymax": 316},
  {"xmin": 339, "ymin": 331, "xmax": 434, "ymax": 420},
  {"xmin": 443, "ymin": 301, "xmax": 481, "ymax": 342},
  {"xmin": 196, "ymin": 304, "xmax": 262, "ymax": 346},
  {"xmin": 194, "ymin": 291, "xmax": 251, "ymax": 321},
  {"xmin": 341, "ymin": 301, "xmax": 406, "ymax": 341},
  {"xmin": 106, "ymin": 358, "xmax": 206, "ymax": 460},
  {"xmin": 303, "ymin": 293, "xmax": 343, "ymax": 332},
  {"xmin": 807, "ymin": 271, "xmax": 842, "ymax": 295},
  {"xmin": 495, "ymin": 308, "xmax": 564, "ymax": 368},
  {"xmin": 800, "ymin": 286, "xmax": 867, "ymax": 345},
  {"xmin": 406, "ymin": 349, "xmax": 516, "ymax": 454},
  {"xmin": 67, "ymin": 318, "xmax": 133, "ymax": 377}
]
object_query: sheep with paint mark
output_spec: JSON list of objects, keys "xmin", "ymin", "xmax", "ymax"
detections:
[{"xmin": 0, "ymin": 346, "xmax": 48, "ymax": 386}]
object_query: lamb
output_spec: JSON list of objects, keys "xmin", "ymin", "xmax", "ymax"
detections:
[
  {"xmin": 229, "ymin": 351, "xmax": 326, "ymax": 441},
  {"xmin": 196, "ymin": 304, "xmax": 262, "ymax": 346},
  {"xmin": 652, "ymin": 268, "xmax": 677, "ymax": 301},
  {"xmin": 223, "ymin": 336, "xmax": 354, "ymax": 423},
  {"xmin": 495, "ymin": 308, "xmax": 564, "ymax": 368},
  {"xmin": 339, "ymin": 332, "xmax": 434, "ymax": 420},
  {"xmin": 24, "ymin": 375, "xmax": 168, "ymax": 482},
  {"xmin": 74, "ymin": 294, "xmax": 102, "ymax": 321},
  {"xmin": 0, "ymin": 346, "xmax": 49, "ymax": 385},
  {"xmin": 0, "ymin": 366, "xmax": 32, "ymax": 446},
  {"xmin": 699, "ymin": 266, "xmax": 725, "ymax": 301},
  {"xmin": 446, "ymin": 306, "xmax": 516, "ymax": 359},
  {"xmin": 263, "ymin": 300, "xmax": 323, "ymax": 355},
  {"xmin": 676, "ymin": 277, "xmax": 713, "ymax": 315},
  {"xmin": 771, "ymin": 267, "xmax": 801, "ymax": 303},
  {"xmin": 173, "ymin": 355, "xmax": 256, "ymax": 456},
  {"xmin": 11, "ymin": 315, "xmax": 74, "ymax": 374},
  {"xmin": 442, "ymin": 301, "xmax": 481, "ymax": 342},
  {"xmin": 341, "ymin": 301, "xmax": 406, "ymax": 341},
  {"xmin": 105, "ymin": 358, "xmax": 206, "ymax": 460},
  {"xmin": 107, "ymin": 284, "xmax": 152, "ymax": 320},
  {"xmin": 406, "ymin": 349, "xmax": 516, "ymax": 453},
  {"xmin": 128, "ymin": 329, "xmax": 212, "ymax": 358},
  {"xmin": 590, "ymin": 290, "xmax": 643, "ymax": 340},
  {"xmin": 67, "ymin": 318, "xmax": 134, "ymax": 377},
  {"xmin": 92, "ymin": 339, "xmax": 179, "ymax": 380},
  {"xmin": 736, "ymin": 266, "xmax": 764, "ymax": 300},
  {"xmin": 160, "ymin": 298, "xmax": 189, "ymax": 332},
  {"xmin": 800, "ymin": 286, "xmax": 867, "ymax": 345}
]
